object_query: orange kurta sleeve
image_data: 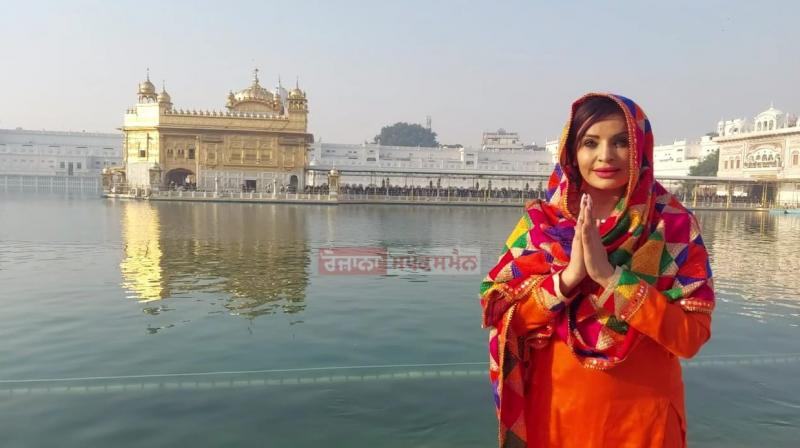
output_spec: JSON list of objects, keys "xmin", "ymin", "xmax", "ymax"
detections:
[
  {"xmin": 624, "ymin": 283, "xmax": 712, "ymax": 359},
  {"xmin": 512, "ymin": 271, "xmax": 577, "ymax": 334},
  {"xmin": 603, "ymin": 267, "xmax": 713, "ymax": 359}
]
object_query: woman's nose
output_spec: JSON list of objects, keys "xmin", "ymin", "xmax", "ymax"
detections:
[{"xmin": 598, "ymin": 141, "xmax": 615, "ymax": 162}]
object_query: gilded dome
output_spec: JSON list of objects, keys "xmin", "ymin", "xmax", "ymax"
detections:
[
  {"xmin": 233, "ymin": 83, "xmax": 274, "ymax": 102},
  {"xmin": 157, "ymin": 89, "xmax": 172, "ymax": 104},
  {"xmin": 232, "ymin": 69, "xmax": 274, "ymax": 103},
  {"xmin": 225, "ymin": 69, "xmax": 291, "ymax": 113},
  {"xmin": 289, "ymin": 87, "xmax": 305, "ymax": 99},
  {"xmin": 138, "ymin": 79, "xmax": 156, "ymax": 95}
]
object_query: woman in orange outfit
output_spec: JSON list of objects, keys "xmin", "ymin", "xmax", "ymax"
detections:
[{"xmin": 480, "ymin": 93, "xmax": 715, "ymax": 448}]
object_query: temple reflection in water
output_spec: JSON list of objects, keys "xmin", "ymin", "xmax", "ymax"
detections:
[
  {"xmin": 120, "ymin": 201, "xmax": 309, "ymax": 317},
  {"xmin": 695, "ymin": 212, "xmax": 800, "ymax": 314}
]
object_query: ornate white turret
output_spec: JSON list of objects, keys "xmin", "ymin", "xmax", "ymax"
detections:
[{"xmin": 754, "ymin": 103, "xmax": 786, "ymax": 132}]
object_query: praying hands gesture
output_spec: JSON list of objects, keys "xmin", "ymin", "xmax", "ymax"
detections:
[{"xmin": 559, "ymin": 193, "xmax": 617, "ymax": 297}]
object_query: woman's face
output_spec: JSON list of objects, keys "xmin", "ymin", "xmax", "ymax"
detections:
[{"xmin": 575, "ymin": 114, "xmax": 630, "ymax": 195}]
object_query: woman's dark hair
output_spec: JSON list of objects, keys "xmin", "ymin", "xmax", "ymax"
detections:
[{"xmin": 564, "ymin": 96, "xmax": 626, "ymax": 171}]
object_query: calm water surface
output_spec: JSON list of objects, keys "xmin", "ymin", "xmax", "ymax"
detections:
[{"xmin": 0, "ymin": 193, "xmax": 798, "ymax": 447}]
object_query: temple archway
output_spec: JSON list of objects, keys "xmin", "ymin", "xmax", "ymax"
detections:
[{"xmin": 165, "ymin": 168, "xmax": 195, "ymax": 188}]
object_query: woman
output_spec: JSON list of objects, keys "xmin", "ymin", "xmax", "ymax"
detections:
[{"xmin": 480, "ymin": 93, "xmax": 715, "ymax": 448}]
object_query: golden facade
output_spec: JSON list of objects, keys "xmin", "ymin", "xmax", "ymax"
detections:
[{"xmin": 122, "ymin": 69, "xmax": 312, "ymax": 192}]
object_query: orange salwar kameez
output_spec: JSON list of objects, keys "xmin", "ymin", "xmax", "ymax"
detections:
[
  {"xmin": 512, "ymin": 277, "xmax": 711, "ymax": 448},
  {"xmin": 480, "ymin": 93, "xmax": 716, "ymax": 448}
]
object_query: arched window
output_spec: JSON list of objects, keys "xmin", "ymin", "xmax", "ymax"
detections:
[
  {"xmin": 736, "ymin": 159, "xmax": 740, "ymax": 169},
  {"xmin": 769, "ymin": 121, "xmax": 774, "ymax": 130},
  {"xmin": 757, "ymin": 122, "xmax": 762, "ymax": 131},
  {"xmin": 793, "ymin": 151, "xmax": 799, "ymax": 166},
  {"xmin": 724, "ymin": 160, "xmax": 729, "ymax": 169}
]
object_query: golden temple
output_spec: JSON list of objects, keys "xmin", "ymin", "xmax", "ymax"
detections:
[{"xmin": 122, "ymin": 69, "xmax": 312, "ymax": 193}]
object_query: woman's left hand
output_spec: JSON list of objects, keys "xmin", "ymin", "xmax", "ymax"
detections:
[{"xmin": 581, "ymin": 195, "xmax": 616, "ymax": 287}]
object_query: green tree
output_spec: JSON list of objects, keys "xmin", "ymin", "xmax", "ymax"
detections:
[
  {"xmin": 374, "ymin": 122, "xmax": 439, "ymax": 147},
  {"xmin": 689, "ymin": 148, "xmax": 719, "ymax": 177}
]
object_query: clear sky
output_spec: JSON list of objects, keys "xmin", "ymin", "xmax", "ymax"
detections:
[{"xmin": 2, "ymin": 0, "xmax": 799, "ymax": 146}]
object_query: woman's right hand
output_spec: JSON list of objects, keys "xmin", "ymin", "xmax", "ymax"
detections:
[{"xmin": 559, "ymin": 193, "xmax": 588, "ymax": 295}]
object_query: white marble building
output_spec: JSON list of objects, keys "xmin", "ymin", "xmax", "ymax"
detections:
[
  {"xmin": 0, "ymin": 128, "xmax": 122, "ymax": 177},
  {"xmin": 545, "ymin": 139, "xmax": 559, "ymax": 165},
  {"xmin": 653, "ymin": 135, "xmax": 718, "ymax": 176},
  {"xmin": 482, "ymin": 129, "xmax": 527, "ymax": 151},
  {"xmin": 716, "ymin": 105, "xmax": 800, "ymax": 204},
  {"xmin": 307, "ymin": 142, "xmax": 553, "ymax": 189},
  {"xmin": 9, "ymin": 98, "xmax": 797, "ymax": 203}
]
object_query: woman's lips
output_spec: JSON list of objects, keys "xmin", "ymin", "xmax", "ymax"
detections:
[{"xmin": 593, "ymin": 169, "xmax": 620, "ymax": 179}]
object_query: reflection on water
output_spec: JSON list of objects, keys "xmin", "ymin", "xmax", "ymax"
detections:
[
  {"xmin": 120, "ymin": 204, "xmax": 164, "ymax": 301},
  {"xmin": 116, "ymin": 203, "xmax": 800, "ymax": 325},
  {"xmin": 697, "ymin": 212, "xmax": 800, "ymax": 325},
  {"xmin": 120, "ymin": 202, "xmax": 310, "ymax": 318},
  {"xmin": 1, "ymin": 196, "xmax": 799, "ymax": 447}
]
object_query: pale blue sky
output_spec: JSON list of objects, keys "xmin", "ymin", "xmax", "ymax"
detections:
[{"xmin": 2, "ymin": 0, "xmax": 799, "ymax": 146}]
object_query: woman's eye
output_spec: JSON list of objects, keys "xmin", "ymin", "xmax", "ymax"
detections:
[
  {"xmin": 583, "ymin": 139, "xmax": 597, "ymax": 148},
  {"xmin": 615, "ymin": 139, "xmax": 630, "ymax": 148}
]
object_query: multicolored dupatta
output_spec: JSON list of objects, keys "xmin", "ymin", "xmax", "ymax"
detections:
[{"xmin": 479, "ymin": 93, "xmax": 715, "ymax": 447}]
